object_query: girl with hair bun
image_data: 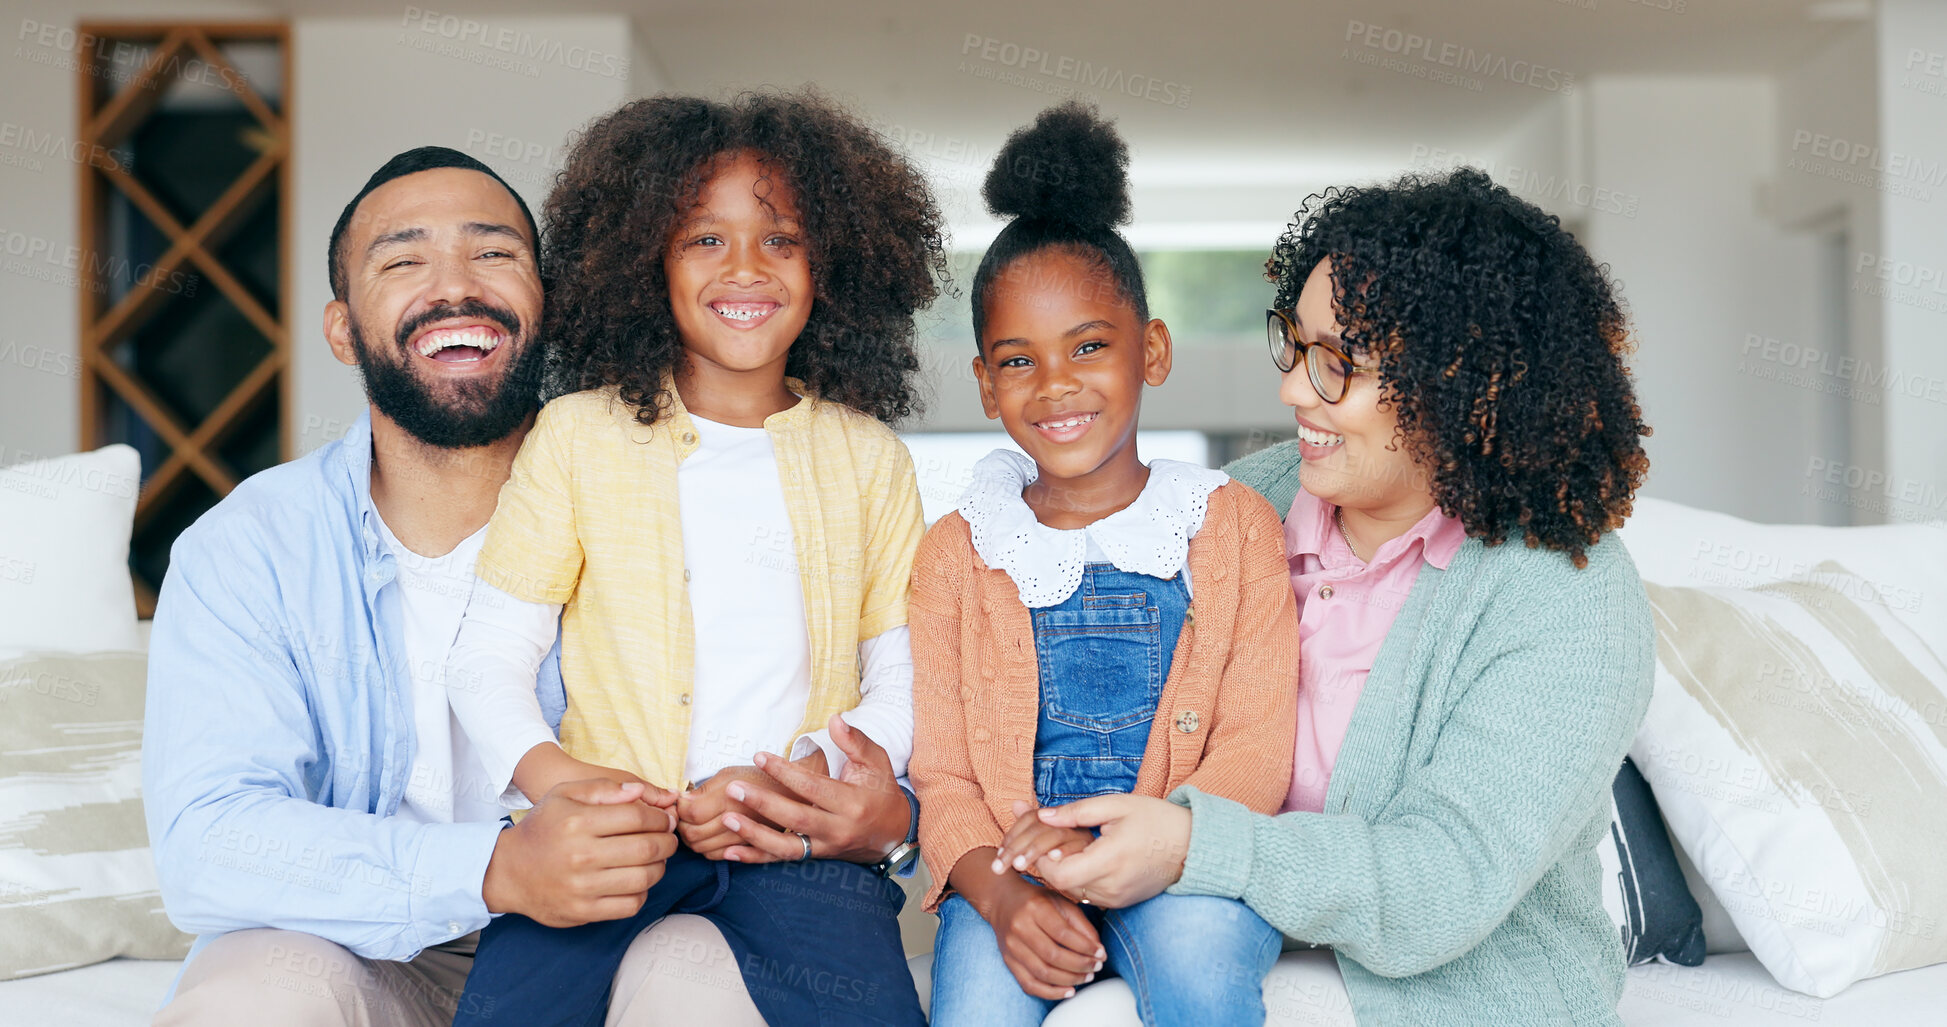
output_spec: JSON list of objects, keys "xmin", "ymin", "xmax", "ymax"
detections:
[{"xmin": 908, "ymin": 102, "xmax": 1300, "ymax": 1026}]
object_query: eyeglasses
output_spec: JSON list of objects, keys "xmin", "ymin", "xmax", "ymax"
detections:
[{"xmin": 1266, "ymin": 308, "xmax": 1379, "ymax": 404}]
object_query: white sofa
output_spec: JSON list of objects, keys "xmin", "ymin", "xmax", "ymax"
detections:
[{"xmin": 6, "ymin": 496, "xmax": 1944, "ymax": 1025}]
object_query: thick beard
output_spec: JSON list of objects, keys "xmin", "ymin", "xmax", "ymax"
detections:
[{"xmin": 349, "ymin": 301, "xmax": 545, "ymax": 449}]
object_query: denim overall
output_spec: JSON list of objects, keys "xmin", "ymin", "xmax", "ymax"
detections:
[
  {"xmin": 930, "ymin": 562, "xmax": 1282, "ymax": 1027},
  {"xmin": 1031, "ymin": 563, "xmax": 1188, "ymax": 806}
]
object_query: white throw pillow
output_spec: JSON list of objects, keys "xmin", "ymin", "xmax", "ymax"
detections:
[
  {"xmin": 1618, "ymin": 498, "xmax": 1947, "ymax": 997},
  {"xmin": 0, "ymin": 651, "xmax": 191, "ymax": 978},
  {"xmin": 0, "ymin": 445, "xmax": 141, "ymax": 662}
]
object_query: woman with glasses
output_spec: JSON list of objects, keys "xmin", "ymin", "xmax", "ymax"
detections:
[{"xmin": 1029, "ymin": 167, "xmax": 1658, "ymax": 1025}]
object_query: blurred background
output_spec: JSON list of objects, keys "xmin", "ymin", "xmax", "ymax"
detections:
[{"xmin": 2, "ymin": 0, "xmax": 1942, "ymax": 608}]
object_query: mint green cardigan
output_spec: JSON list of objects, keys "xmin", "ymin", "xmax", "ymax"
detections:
[{"xmin": 1170, "ymin": 441, "xmax": 1656, "ymax": 1025}]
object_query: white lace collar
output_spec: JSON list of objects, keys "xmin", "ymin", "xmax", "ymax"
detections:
[{"xmin": 958, "ymin": 449, "xmax": 1229, "ymax": 607}]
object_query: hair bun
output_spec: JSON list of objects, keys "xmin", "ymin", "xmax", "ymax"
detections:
[{"xmin": 982, "ymin": 102, "xmax": 1131, "ymax": 229}]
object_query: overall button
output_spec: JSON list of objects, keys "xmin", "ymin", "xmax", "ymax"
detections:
[
  {"xmin": 1318, "ymin": 584, "xmax": 1335, "ymax": 599},
  {"xmin": 678, "ymin": 693, "xmax": 692, "ymax": 706},
  {"xmin": 680, "ymin": 430, "xmax": 696, "ymax": 445},
  {"xmin": 1175, "ymin": 710, "xmax": 1200, "ymax": 733},
  {"xmin": 683, "ymin": 569, "xmax": 692, "ymax": 583}
]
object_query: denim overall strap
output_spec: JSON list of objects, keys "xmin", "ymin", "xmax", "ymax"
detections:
[{"xmin": 1031, "ymin": 563, "xmax": 1190, "ymax": 807}]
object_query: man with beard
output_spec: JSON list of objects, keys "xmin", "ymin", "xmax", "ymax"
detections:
[{"xmin": 142, "ymin": 148, "xmax": 683, "ymax": 1025}]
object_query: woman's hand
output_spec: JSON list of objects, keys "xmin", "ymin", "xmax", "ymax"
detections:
[
  {"xmin": 715, "ymin": 713, "xmax": 913, "ymax": 864},
  {"xmin": 1033, "ymin": 794, "xmax": 1191, "ymax": 908},
  {"xmin": 993, "ymin": 799, "xmax": 1093, "ymax": 879}
]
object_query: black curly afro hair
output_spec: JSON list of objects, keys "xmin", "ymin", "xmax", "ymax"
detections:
[
  {"xmin": 540, "ymin": 90, "xmax": 949, "ymax": 426},
  {"xmin": 1268, "ymin": 167, "xmax": 1651, "ymax": 568},
  {"xmin": 971, "ymin": 102, "xmax": 1147, "ymax": 345}
]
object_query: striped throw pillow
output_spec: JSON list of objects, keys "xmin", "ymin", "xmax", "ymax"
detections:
[{"xmin": 0, "ymin": 651, "xmax": 190, "ymax": 979}]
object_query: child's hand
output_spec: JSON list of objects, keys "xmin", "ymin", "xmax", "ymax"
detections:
[
  {"xmin": 987, "ymin": 876, "xmax": 1105, "ymax": 1001},
  {"xmin": 513, "ymin": 743, "xmax": 668, "ymax": 807},
  {"xmin": 994, "ymin": 799, "xmax": 1094, "ymax": 879},
  {"xmin": 676, "ymin": 765, "xmax": 786, "ymax": 859}
]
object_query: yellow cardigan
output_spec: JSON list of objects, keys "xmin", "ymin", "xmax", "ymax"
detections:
[{"xmin": 476, "ymin": 383, "xmax": 924, "ymax": 791}]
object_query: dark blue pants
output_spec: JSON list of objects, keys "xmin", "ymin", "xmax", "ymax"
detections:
[{"xmin": 454, "ymin": 848, "xmax": 924, "ymax": 1027}]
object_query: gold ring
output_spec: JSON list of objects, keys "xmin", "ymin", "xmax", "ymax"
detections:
[{"xmin": 1079, "ymin": 886, "xmax": 1091, "ymax": 906}]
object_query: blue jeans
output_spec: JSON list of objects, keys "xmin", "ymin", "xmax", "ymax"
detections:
[
  {"xmin": 930, "ymin": 892, "xmax": 1282, "ymax": 1027},
  {"xmin": 455, "ymin": 848, "xmax": 923, "ymax": 1027},
  {"xmin": 930, "ymin": 565, "xmax": 1278, "ymax": 1025},
  {"xmin": 1032, "ymin": 563, "xmax": 1187, "ymax": 806}
]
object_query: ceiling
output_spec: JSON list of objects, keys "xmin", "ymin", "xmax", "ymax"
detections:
[{"xmin": 268, "ymin": 0, "xmax": 1865, "ymax": 233}]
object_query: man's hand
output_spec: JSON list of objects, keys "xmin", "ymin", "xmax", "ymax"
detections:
[
  {"xmin": 675, "ymin": 763, "xmax": 806, "ymax": 860},
  {"xmin": 1032, "ymin": 795, "xmax": 1190, "ymax": 909},
  {"xmin": 994, "ymin": 799, "xmax": 1093, "ymax": 881},
  {"xmin": 481, "ymin": 778, "xmax": 679, "ymax": 927},
  {"xmin": 716, "ymin": 713, "xmax": 910, "ymax": 864},
  {"xmin": 950, "ymin": 849, "xmax": 1103, "ymax": 1001}
]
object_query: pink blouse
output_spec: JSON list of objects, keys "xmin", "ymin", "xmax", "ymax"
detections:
[{"xmin": 1282, "ymin": 488, "xmax": 1467, "ymax": 814}]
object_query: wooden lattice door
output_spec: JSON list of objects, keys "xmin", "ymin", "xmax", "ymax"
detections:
[{"xmin": 75, "ymin": 22, "xmax": 290, "ymax": 613}]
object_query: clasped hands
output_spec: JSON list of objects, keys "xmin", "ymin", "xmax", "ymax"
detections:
[
  {"xmin": 947, "ymin": 794, "xmax": 1193, "ymax": 1001},
  {"xmin": 488, "ymin": 713, "xmax": 910, "ymax": 927},
  {"xmin": 992, "ymin": 794, "xmax": 1192, "ymax": 908}
]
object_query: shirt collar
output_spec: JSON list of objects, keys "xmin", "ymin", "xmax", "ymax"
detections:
[
  {"xmin": 330, "ymin": 410, "xmax": 383, "ymax": 561},
  {"xmin": 959, "ymin": 449, "xmax": 1229, "ymax": 607},
  {"xmin": 1285, "ymin": 486, "xmax": 1467, "ymax": 571},
  {"xmin": 634, "ymin": 376, "xmax": 819, "ymax": 454}
]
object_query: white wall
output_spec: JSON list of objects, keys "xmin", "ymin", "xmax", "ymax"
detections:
[
  {"xmin": 6, "ymin": 8, "xmax": 1925, "ymax": 532},
  {"xmin": 1772, "ymin": 25, "xmax": 1884, "ymax": 524},
  {"xmin": 0, "ymin": 7, "xmax": 639, "ymax": 467},
  {"xmin": 292, "ymin": 14, "xmax": 635, "ymax": 453},
  {"xmin": 0, "ymin": 0, "xmax": 272, "ymax": 468},
  {"xmin": 1576, "ymin": 77, "xmax": 1826, "ymax": 524},
  {"xmin": 1872, "ymin": 0, "xmax": 1947, "ymax": 526}
]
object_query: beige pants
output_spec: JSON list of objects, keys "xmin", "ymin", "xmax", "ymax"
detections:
[{"xmin": 153, "ymin": 915, "xmax": 764, "ymax": 1027}]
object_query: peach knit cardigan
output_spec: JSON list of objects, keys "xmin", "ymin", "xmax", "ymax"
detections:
[{"xmin": 908, "ymin": 480, "xmax": 1299, "ymax": 910}]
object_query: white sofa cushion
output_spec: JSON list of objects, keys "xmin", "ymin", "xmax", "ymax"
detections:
[
  {"xmin": 0, "ymin": 957, "xmax": 183, "ymax": 1027},
  {"xmin": 0, "ymin": 445, "xmax": 142, "ymax": 662},
  {"xmin": 1617, "ymin": 498, "xmax": 1947, "ymax": 997},
  {"xmin": 0, "ymin": 652, "xmax": 190, "ymax": 980},
  {"xmin": 902, "ymin": 948, "xmax": 1947, "ymax": 1025},
  {"xmin": 14, "ymin": 950, "xmax": 1947, "ymax": 1027},
  {"xmin": 1619, "ymin": 952, "xmax": 1947, "ymax": 1025}
]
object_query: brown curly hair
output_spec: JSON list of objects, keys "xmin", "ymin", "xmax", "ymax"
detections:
[
  {"xmin": 540, "ymin": 90, "xmax": 949, "ymax": 426},
  {"xmin": 1268, "ymin": 167, "xmax": 1651, "ymax": 568}
]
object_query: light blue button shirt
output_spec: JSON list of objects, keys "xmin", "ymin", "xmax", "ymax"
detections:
[{"xmin": 142, "ymin": 412, "xmax": 565, "ymax": 974}]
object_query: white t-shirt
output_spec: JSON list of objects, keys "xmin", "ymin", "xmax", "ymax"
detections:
[
  {"xmin": 373, "ymin": 518, "xmax": 521, "ymax": 824},
  {"xmin": 676, "ymin": 415, "xmax": 815, "ymax": 782}
]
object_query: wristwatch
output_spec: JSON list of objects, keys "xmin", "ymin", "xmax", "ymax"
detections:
[{"xmin": 870, "ymin": 785, "xmax": 922, "ymax": 877}]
